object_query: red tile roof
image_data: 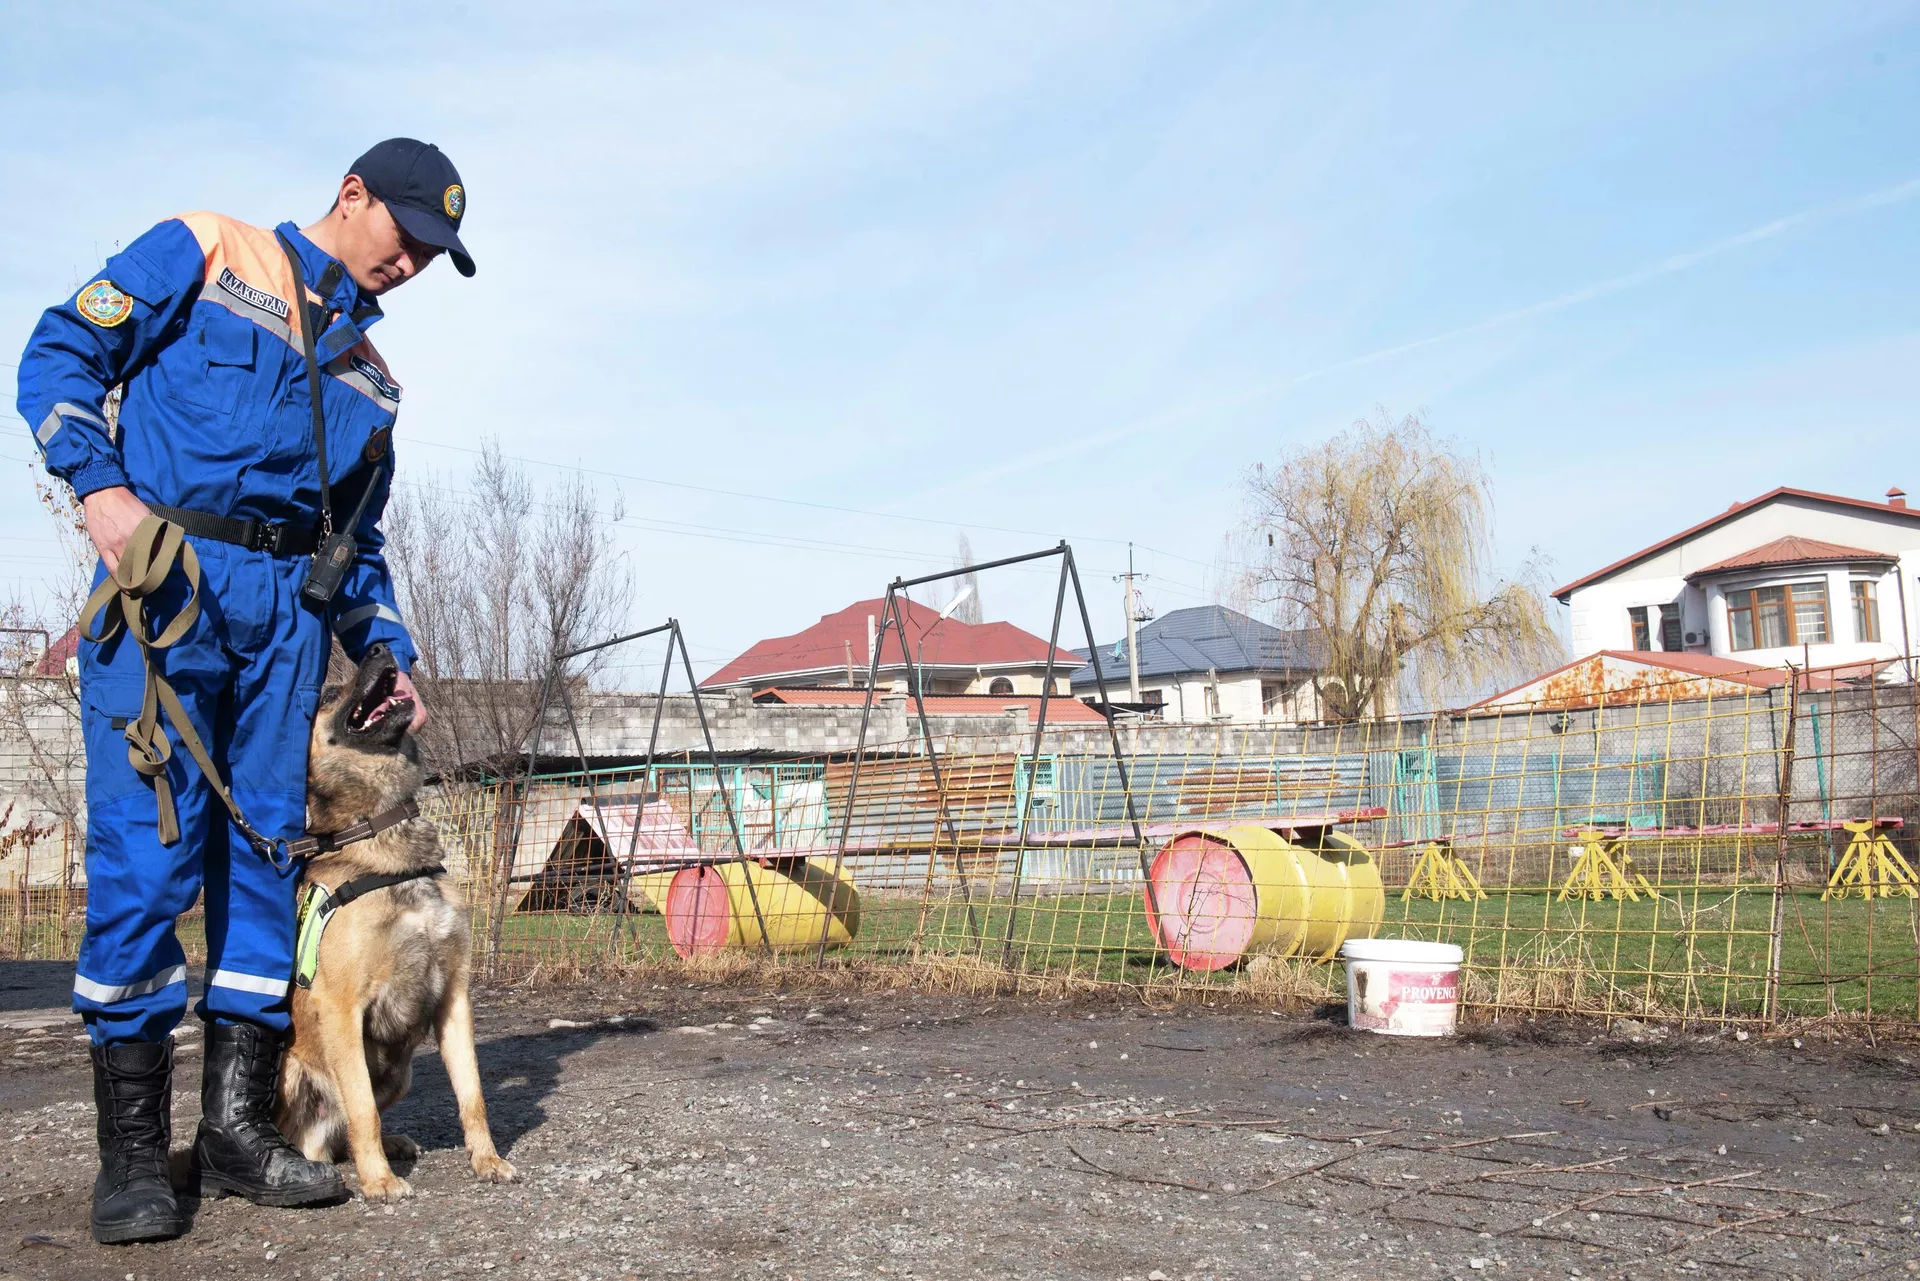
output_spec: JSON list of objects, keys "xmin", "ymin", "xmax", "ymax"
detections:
[
  {"xmin": 1552, "ymin": 487, "xmax": 1920, "ymax": 600},
  {"xmin": 753, "ymin": 687, "xmax": 1108, "ymax": 723},
  {"xmin": 30, "ymin": 625, "xmax": 78, "ymax": 678},
  {"xmin": 1686, "ymin": 535, "xmax": 1895, "ymax": 580},
  {"xmin": 700, "ymin": 597, "xmax": 1084, "ymax": 689}
]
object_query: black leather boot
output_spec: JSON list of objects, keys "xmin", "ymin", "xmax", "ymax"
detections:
[
  {"xmin": 90, "ymin": 1040, "xmax": 187, "ymax": 1244},
  {"xmin": 191, "ymin": 1020, "xmax": 344, "ymax": 1207}
]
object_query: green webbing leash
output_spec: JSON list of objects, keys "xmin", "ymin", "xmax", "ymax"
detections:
[{"xmin": 80, "ymin": 515, "xmax": 292, "ymax": 868}]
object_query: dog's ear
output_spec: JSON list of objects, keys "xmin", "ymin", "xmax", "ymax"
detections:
[{"xmin": 319, "ymin": 682, "xmax": 346, "ymax": 713}]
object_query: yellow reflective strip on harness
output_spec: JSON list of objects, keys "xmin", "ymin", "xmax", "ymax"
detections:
[{"xmin": 293, "ymin": 881, "xmax": 335, "ymax": 989}]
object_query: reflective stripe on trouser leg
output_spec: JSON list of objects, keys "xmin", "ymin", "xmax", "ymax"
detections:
[
  {"xmin": 74, "ymin": 669, "xmax": 212, "ymax": 1047},
  {"xmin": 196, "ymin": 549, "xmax": 327, "ymax": 1031}
]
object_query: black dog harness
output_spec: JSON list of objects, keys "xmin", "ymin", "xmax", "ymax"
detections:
[{"xmin": 291, "ymin": 800, "xmax": 441, "ymax": 989}]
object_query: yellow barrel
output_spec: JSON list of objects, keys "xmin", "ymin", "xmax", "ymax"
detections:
[
  {"xmin": 665, "ymin": 857, "xmax": 861, "ymax": 957},
  {"xmin": 1146, "ymin": 824, "xmax": 1384, "ymax": 971}
]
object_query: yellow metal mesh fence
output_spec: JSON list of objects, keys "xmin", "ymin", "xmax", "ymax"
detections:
[{"xmin": 5, "ymin": 663, "xmax": 1918, "ymax": 1028}]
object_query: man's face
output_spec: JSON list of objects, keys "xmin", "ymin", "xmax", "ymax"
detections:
[{"xmin": 332, "ymin": 176, "xmax": 442, "ymax": 296}]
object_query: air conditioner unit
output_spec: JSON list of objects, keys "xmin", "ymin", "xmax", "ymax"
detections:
[{"xmin": 1683, "ymin": 631, "xmax": 1703, "ymax": 646}]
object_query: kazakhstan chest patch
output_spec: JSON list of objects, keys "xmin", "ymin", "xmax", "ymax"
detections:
[{"xmin": 76, "ymin": 281, "xmax": 134, "ymax": 327}]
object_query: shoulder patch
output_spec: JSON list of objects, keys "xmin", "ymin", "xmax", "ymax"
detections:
[
  {"xmin": 363, "ymin": 426, "xmax": 392, "ymax": 462},
  {"xmin": 76, "ymin": 280, "xmax": 134, "ymax": 328},
  {"xmin": 349, "ymin": 354, "xmax": 402, "ymax": 402},
  {"xmin": 216, "ymin": 267, "xmax": 290, "ymax": 320}
]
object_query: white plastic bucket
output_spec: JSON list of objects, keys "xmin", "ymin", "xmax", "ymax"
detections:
[{"xmin": 1340, "ymin": 938, "xmax": 1464, "ymax": 1037}]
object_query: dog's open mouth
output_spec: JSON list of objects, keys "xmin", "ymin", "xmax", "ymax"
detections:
[{"xmin": 347, "ymin": 663, "xmax": 413, "ymax": 736}]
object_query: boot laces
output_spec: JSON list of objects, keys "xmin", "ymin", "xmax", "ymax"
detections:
[
  {"xmin": 222, "ymin": 1035, "xmax": 305, "ymax": 1159},
  {"xmin": 99, "ymin": 1063, "xmax": 171, "ymax": 1185}
]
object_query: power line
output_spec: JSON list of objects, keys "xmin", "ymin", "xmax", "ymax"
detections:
[{"xmin": 2, "ymin": 410, "xmax": 1220, "ymax": 572}]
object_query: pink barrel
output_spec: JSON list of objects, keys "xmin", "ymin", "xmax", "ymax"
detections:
[{"xmin": 1145, "ymin": 833, "xmax": 1259, "ymax": 971}]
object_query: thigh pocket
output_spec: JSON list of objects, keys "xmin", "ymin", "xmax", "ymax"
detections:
[{"xmin": 81, "ymin": 676, "xmax": 152, "ymax": 804}]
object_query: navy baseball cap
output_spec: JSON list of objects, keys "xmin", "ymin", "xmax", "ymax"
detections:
[{"xmin": 347, "ymin": 138, "xmax": 475, "ymax": 277}]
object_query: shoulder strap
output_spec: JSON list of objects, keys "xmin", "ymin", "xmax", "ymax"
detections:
[
  {"xmin": 330, "ymin": 862, "xmax": 446, "ymax": 911},
  {"xmin": 276, "ymin": 231, "xmax": 334, "ymax": 539}
]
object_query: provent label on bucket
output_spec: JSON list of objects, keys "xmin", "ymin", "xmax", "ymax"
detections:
[
  {"xmin": 1349, "ymin": 964, "xmax": 1459, "ymax": 1036},
  {"xmin": 1390, "ymin": 971, "xmax": 1459, "ymax": 1006}
]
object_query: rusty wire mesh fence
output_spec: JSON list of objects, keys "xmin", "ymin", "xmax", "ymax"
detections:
[
  {"xmin": 4, "ymin": 663, "xmax": 1918, "ymax": 1029},
  {"xmin": 422, "ymin": 663, "xmax": 1920, "ymax": 1027}
]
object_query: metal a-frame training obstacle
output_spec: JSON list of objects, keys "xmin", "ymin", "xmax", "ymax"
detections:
[
  {"xmin": 819, "ymin": 542, "xmax": 1164, "ymax": 971},
  {"xmin": 1398, "ymin": 839, "xmax": 1487, "ymax": 902},
  {"xmin": 1550, "ymin": 817, "xmax": 1915, "ymax": 903},
  {"xmin": 492, "ymin": 619, "xmax": 856, "ymax": 972},
  {"xmin": 1557, "ymin": 828, "xmax": 1656, "ymax": 902},
  {"xmin": 1822, "ymin": 818, "xmax": 1916, "ymax": 900}
]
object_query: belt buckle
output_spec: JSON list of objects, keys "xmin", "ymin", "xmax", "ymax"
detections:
[{"xmin": 257, "ymin": 522, "xmax": 284, "ymax": 556}]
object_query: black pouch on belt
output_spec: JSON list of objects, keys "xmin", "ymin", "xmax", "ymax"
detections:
[{"xmin": 277, "ymin": 230, "xmax": 388, "ymax": 607}]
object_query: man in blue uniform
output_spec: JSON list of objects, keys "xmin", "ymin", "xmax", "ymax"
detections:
[{"xmin": 15, "ymin": 139, "xmax": 474, "ymax": 1243}]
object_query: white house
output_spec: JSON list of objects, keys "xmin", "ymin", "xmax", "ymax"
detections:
[
  {"xmin": 1067, "ymin": 606, "xmax": 1326, "ymax": 722},
  {"xmin": 1553, "ymin": 486, "xmax": 1920, "ymax": 672}
]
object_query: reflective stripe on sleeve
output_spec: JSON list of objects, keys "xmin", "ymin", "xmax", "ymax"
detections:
[
  {"xmin": 37, "ymin": 401, "xmax": 109, "ymax": 446},
  {"xmin": 207, "ymin": 968, "xmax": 290, "ymax": 998},
  {"xmin": 333, "ymin": 603, "xmax": 403, "ymax": 633},
  {"xmin": 72, "ymin": 964, "xmax": 188, "ymax": 1005}
]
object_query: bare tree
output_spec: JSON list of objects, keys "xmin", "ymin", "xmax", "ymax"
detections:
[
  {"xmin": 0, "ymin": 439, "xmax": 107, "ymax": 844},
  {"xmin": 1244, "ymin": 410, "xmax": 1561, "ymax": 719},
  {"xmin": 950, "ymin": 533, "xmax": 983, "ymax": 625},
  {"xmin": 385, "ymin": 441, "xmax": 629, "ymax": 774}
]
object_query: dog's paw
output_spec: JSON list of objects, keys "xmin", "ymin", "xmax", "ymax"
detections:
[
  {"xmin": 471, "ymin": 1153, "xmax": 517, "ymax": 1184},
  {"xmin": 382, "ymin": 1133, "xmax": 421, "ymax": 1161},
  {"xmin": 358, "ymin": 1171, "xmax": 413, "ymax": 1202}
]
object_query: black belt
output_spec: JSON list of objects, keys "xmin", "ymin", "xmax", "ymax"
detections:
[{"xmin": 146, "ymin": 504, "xmax": 320, "ymax": 558}]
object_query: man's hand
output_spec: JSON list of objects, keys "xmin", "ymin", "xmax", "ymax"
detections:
[
  {"xmin": 80, "ymin": 486, "xmax": 154, "ymax": 574},
  {"xmin": 393, "ymin": 668, "xmax": 429, "ymax": 732}
]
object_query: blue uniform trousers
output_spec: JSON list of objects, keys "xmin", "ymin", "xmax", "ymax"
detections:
[{"xmin": 75, "ymin": 539, "xmax": 327, "ymax": 1046}]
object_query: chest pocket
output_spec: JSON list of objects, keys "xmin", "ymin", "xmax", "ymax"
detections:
[{"xmin": 175, "ymin": 319, "xmax": 255, "ymax": 417}]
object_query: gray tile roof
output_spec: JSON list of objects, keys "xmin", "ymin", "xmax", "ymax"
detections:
[{"xmin": 1068, "ymin": 606, "xmax": 1323, "ymax": 689}]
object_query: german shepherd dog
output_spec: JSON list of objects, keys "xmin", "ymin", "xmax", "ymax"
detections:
[{"xmin": 277, "ymin": 644, "xmax": 516, "ymax": 1200}]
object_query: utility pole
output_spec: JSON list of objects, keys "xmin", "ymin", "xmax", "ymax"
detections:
[{"xmin": 1113, "ymin": 544, "xmax": 1152, "ymax": 702}]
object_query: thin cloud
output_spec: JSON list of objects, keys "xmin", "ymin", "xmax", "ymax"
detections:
[{"xmin": 903, "ymin": 172, "xmax": 1920, "ymax": 506}]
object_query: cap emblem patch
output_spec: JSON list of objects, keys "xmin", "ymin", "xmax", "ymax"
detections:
[
  {"xmin": 77, "ymin": 280, "xmax": 133, "ymax": 328},
  {"xmin": 443, "ymin": 184, "xmax": 464, "ymax": 219}
]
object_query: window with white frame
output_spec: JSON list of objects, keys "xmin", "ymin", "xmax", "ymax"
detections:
[
  {"xmin": 1852, "ymin": 581, "xmax": 1881, "ymax": 643},
  {"xmin": 1726, "ymin": 580, "xmax": 1829, "ymax": 650}
]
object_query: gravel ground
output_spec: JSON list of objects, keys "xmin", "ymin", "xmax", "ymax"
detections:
[{"xmin": 0, "ymin": 961, "xmax": 1917, "ymax": 1280}]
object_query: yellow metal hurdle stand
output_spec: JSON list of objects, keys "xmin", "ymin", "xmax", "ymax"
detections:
[
  {"xmin": 1558, "ymin": 829, "xmax": 1654, "ymax": 902},
  {"xmin": 1823, "ymin": 819, "xmax": 1919, "ymax": 900},
  {"xmin": 1400, "ymin": 839, "xmax": 1486, "ymax": 902}
]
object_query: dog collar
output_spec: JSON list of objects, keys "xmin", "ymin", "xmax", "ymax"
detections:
[
  {"xmin": 287, "ymin": 799, "xmax": 421, "ymax": 861},
  {"xmin": 294, "ymin": 861, "xmax": 446, "ymax": 990}
]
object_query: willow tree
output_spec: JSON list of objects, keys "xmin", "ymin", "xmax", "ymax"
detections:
[{"xmin": 1245, "ymin": 411, "xmax": 1561, "ymax": 720}]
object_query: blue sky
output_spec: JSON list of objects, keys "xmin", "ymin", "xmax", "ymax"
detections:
[{"xmin": 5, "ymin": 3, "xmax": 1917, "ymax": 684}]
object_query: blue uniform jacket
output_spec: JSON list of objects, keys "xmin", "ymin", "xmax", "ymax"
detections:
[{"xmin": 15, "ymin": 212, "xmax": 414, "ymax": 669}]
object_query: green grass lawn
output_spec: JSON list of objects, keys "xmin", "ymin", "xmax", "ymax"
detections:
[{"xmin": 484, "ymin": 881, "xmax": 1920, "ymax": 1021}]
